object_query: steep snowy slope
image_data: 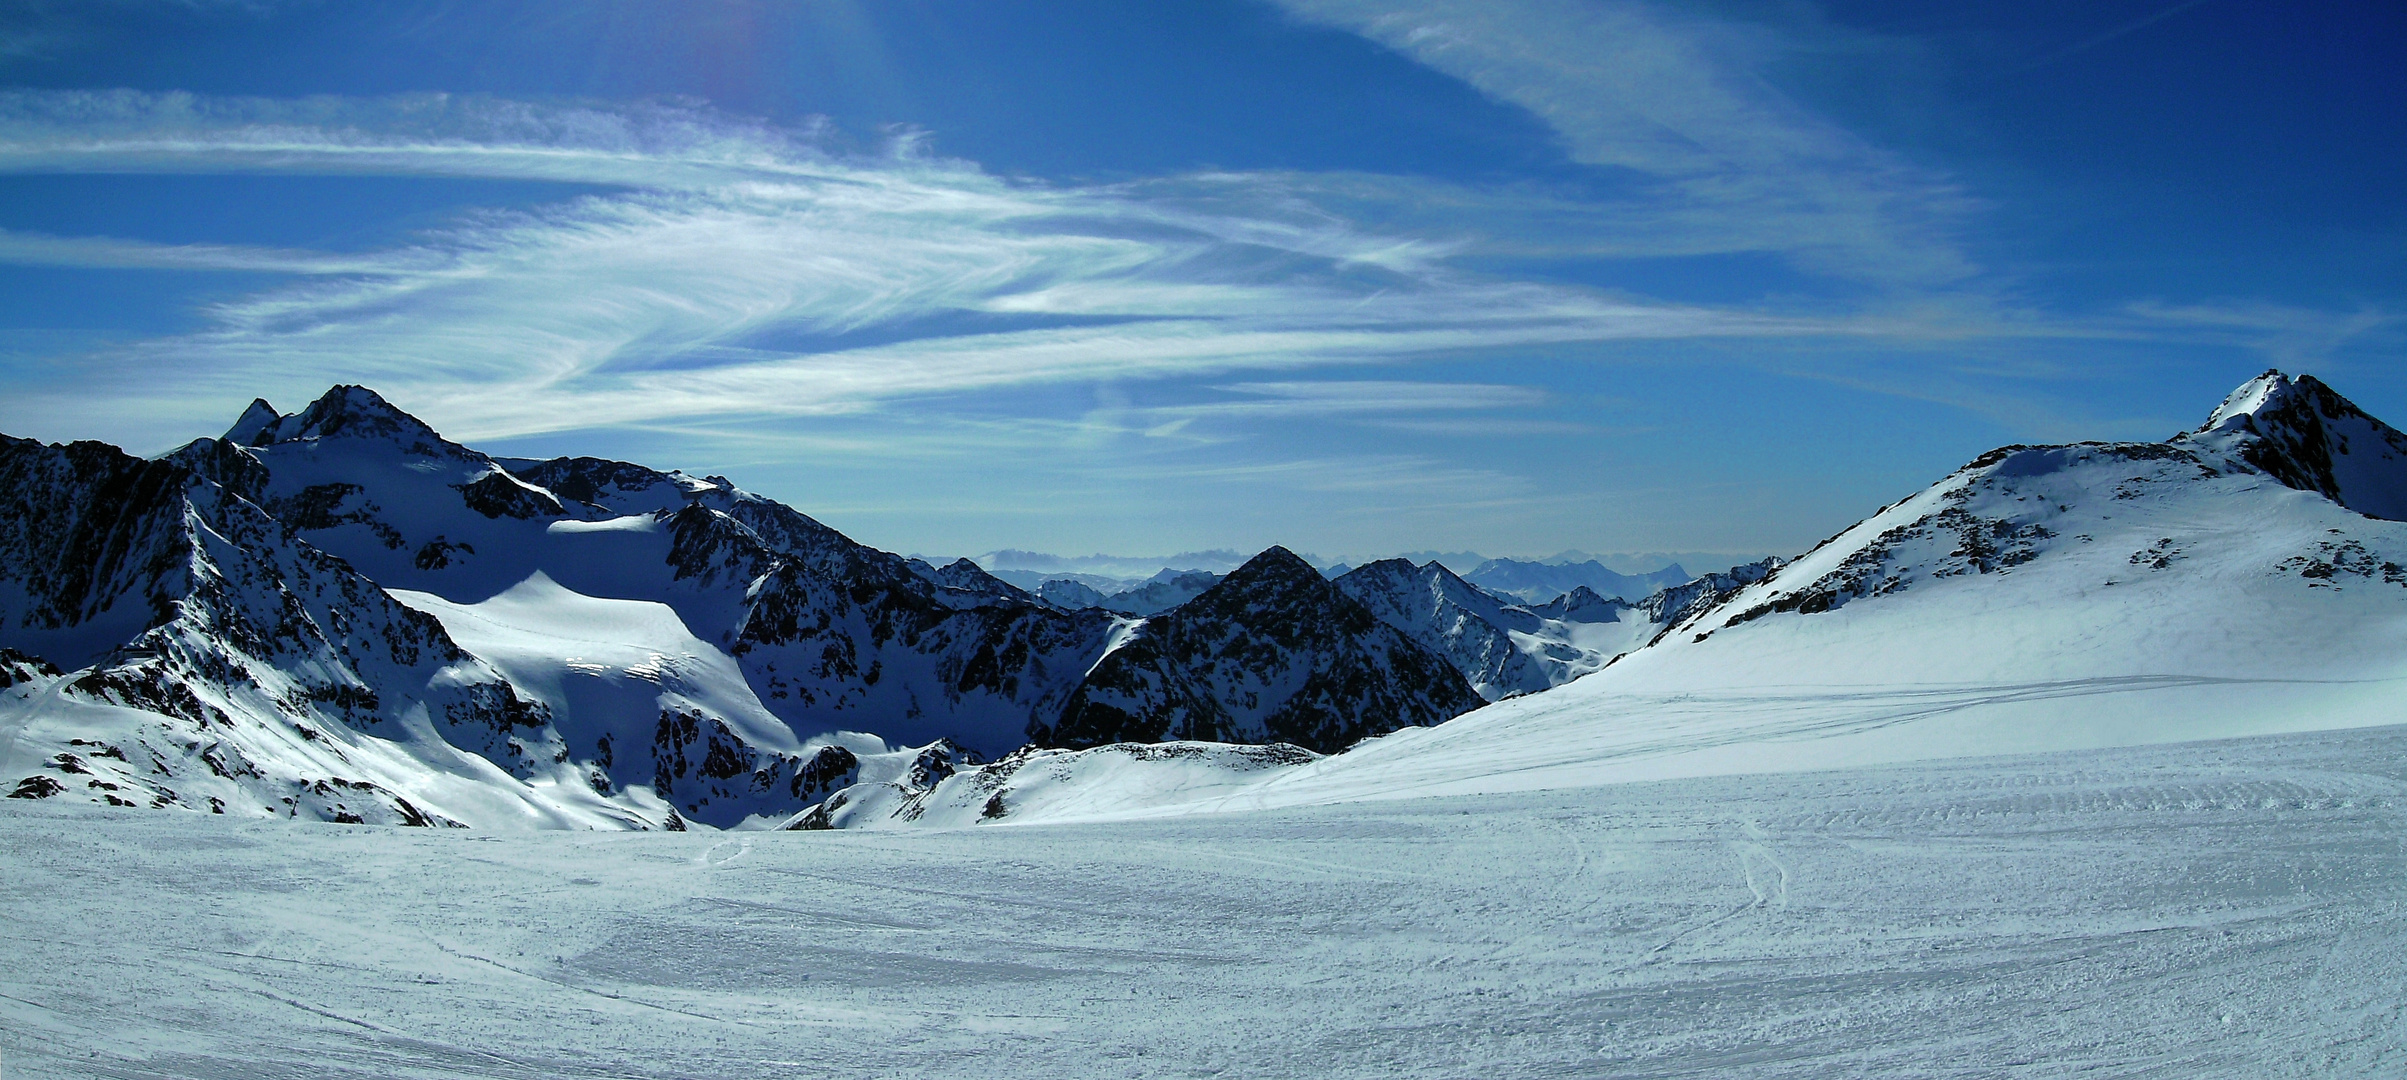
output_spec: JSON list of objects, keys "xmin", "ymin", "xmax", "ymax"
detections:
[
  {"xmin": 815, "ymin": 372, "xmax": 2407, "ymax": 827},
  {"xmin": 224, "ymin": 393, "xmax": 1123, "ymax": 757},
  {"xmin": 1233, "ymin": 371, "xmax": 2407, "ymax": 807},
  {"xmin": 385, "ymin": 572, "xmax": 873, "ymax": 826},
  {"xmin": 1036, "ymin": 547, "xmax": 1483, "ymax": 753}
]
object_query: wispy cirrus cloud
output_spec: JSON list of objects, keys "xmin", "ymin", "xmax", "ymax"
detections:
[
  {"xmin": 0, "ymin": 228, "xmax": 425, "ymax": 273},
  {"xmin": 1081, "ymin": 379, "xmax": 1549, "ymax": 440},
  {"xmin": 0, "ymin": 89, "xmax": 1849, "ymax": 445},
  {"xmin": 1268, "ymin": 0, "xmax": 1979, "ymax": 288},
  {"xmin": 2125, "ymin": 300, "xmax": 2402, "ymax": 371}
]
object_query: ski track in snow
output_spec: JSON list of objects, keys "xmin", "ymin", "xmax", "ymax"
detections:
[{"xmin": 5, "ymin": 722, "xmax": 2406, "ymax": 1078}]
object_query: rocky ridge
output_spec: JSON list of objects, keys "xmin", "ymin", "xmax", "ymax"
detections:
[{"xmin": 3, "ymin": 387, "xmax": 1494, "ymax": 828}]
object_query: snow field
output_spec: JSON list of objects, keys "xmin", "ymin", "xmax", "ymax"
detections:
[{"xmin": 3, "ymin": 720, "xmax": 2403, "ymax": 1078}]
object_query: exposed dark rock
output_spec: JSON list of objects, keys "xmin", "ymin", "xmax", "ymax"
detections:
[
  {"xmin": 8, "ymin": 775, "xmax": 64, "ymax": 799},
  {"xmin": 0, "ymin": 646, "xmax": 61, "ymax": 690},
  {"xmin": 1041, "ymin": 547, "xmax": 1484, "ymax": 754},
  {"xmin": 456, "ymin": 471, "xmax": 566, "ymax": 520}
]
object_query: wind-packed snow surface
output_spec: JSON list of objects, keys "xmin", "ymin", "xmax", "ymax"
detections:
[{"xmin": 4, "ymin": 722, "xmax": 2404, "ymax": 1077}]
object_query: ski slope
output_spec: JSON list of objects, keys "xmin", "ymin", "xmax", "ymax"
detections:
[{"xmin": 3, "ymin": 721, "xmax": 2403, "ymax": 1078}]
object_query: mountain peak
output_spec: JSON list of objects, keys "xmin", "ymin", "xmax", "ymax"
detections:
[
  {"xmin": 262, "ymin": 385, "xmax": 453, "ymax": 453},
  {"xmin": 2187, "ymin": 370, "xmax": 2407, "ymax": 521},
  {"xmin": 1163, "ymin": 546, "xmax": 1326, "ymax": 617},
  {"xmin": 2199, "ymin": 369, "xmax": 2294, "ymax": 433},
  {"xmin": 1230, "ymin": 545, "xmax": 1315, "ymax": 580},
  {"xmin": 222, "ymin": 398, "xmax": 279, "ymax": 446}
]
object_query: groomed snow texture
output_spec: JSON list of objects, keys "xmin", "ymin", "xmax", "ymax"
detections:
[{"xmin": 3, "ymin": 723, "xmax": 2404, "ymax": 1077}]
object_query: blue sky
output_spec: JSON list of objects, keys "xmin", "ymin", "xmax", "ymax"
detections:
[{"xmin": 0, "ymin": 0, "xmax": 2399, "ymax": 566}]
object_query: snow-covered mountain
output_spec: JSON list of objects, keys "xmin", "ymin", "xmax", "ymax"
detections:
[
  {"xmin": 802, "ymin": 553, "xmax": 1783, "ymax": 829},
  {"xmin": 1030, "ymin": 577, "xmax": 1113, "ymax": 609},
  {"xmin": 1033, "ymin": 547, "xmax": 1484, "ymax": 753},
  {"xmin": 1254, "ymin": 371, "xmax": 2407, "ymax": 805},
  {"xmin": 1329, "ymin": 559, "xmax": 1553, "ymax": 698},
  {"xmin": 807, "ymin": 371, "xmax": 2407, "ymax": 828},
  {"xmin": 975, "ymin": 548, "xmax": 1260, "ymax": 584},
  {"xmin": 1460, "ymin": 557, "xmax": 1692, "ymax": 603},
  {"xmin": 0, "ymin": 432, "xmax": 620, "ymax": 829},
  {"xmin": 3, "ymin": 387, "xmax": 1484, "ymax": 829},
  {"xmin": 1326, "ymin": 556, "xmax": 1781, "ymax": 700},
  {"xmin": 1028, "ymin": 568, "xmax": 1224, "ymax": 616},
  {"xmin": 1091, "ymin": 569, "xmax": 1223, "ymax": 616}
]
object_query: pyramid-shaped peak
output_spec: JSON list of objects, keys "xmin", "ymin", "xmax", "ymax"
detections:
[
  {"xmin": 2187, "ymin": 370, "xmax": 2407, "ymax": 521},
  {"xmin": 1228, "ymin": 545, "xmax": 1318, "ymax": 581},
  {"xmin": 1175, "ymin": 545, "xmax": 1335, "ymax": 615},
  {"xmin": 2198, "ymin": 370, "xmax": 2394, "ymax": 436},
  {"xmin": 2200, "ymin": 369, "xmax": 2293, "ymax": 432},
  {"xmin": 270, "ymin": 385, "xmax": 460, "ymax": 453},
  {"xmin": 222, "ymin": 398, "xmax": 279, "ymax": 446}
]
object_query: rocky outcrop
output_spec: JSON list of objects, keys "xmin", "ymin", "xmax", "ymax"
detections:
[{"xmin": 1039, "ymin": 548, "xmax": 1484, "ymax": 754}]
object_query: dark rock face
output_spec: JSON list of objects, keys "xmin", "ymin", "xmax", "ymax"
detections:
[
  {"xmin": 0, "ymin": 647, "xmax": 60, "ymax": 690},
  {"xmin": 457, "ymin": 471, "xmax": 566, "ymax": 520},
  {"xmin": 264, "ymin": 385, "xmax": 454, "ymax": 456},
  {"xmin": 509, "ymin": 456, "xmax": 672, "ymax": 510},
  {"xmin": 1332, "ymin": 558, "xmax": 1549, "ymax": 700},
  {"xmin": 4, "ymin": 388, "xmax": 1525, "ymax": 827},
  {"xmin": 0, "ymin": 430, "xmax": 558, "ymax": 825},
  {"xmin": 2184, "ymin": 371, "xmax": 2407, "ymax": 521},
  {"xmin": 646, "ymin": 709, "xmax": 860, "ymax": 814},
  {"xmin": 1039, "ymin": 547, "xmax": 1484, "ymax": 754},
  {"xmin": 917, "ymin": 558, "xmax": 1036, "ymax": 606},
  {"xmin": 0, "ymin": 437, "xmax": 196, "ymax": 661}
]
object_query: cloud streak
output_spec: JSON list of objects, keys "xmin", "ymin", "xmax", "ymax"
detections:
[
  {"xmin": 0, "ymin": 228, "xmax": 423, "ymax": 274},
  {"xmin": 0, "ymin": 90, "xmax": 1855, "ymax": 445},
  {"xmin": 1269, "ymin": 0, "xmax": 1980, "ymax": 287}
]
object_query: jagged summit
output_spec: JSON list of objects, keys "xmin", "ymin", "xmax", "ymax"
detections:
[
  {"xmin": 1039, "ymin": 545, "xmax": 1484, "ymax": 753},
  {"xmin": 1331, "ymin": 557, "xmax": 1551, "ymax": 698},
  {"xmin": 237, "ymin": 385, "xmax": 462, "ymax": 456},
  {"xmin": 222, "ymin": 398, "xmax": 279, "ymax": 446},
  {"xmin": 2181, "ymin": 369, "xmax": 2407, "ymax": 521}
]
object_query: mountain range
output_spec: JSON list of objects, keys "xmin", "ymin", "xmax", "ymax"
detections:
[
  {"xmin": 8, "ymin": 371, "xmax": 2402, "ymax": 835},
  {"xmin": 779, "ymin": 371, "xmax": 2407, "ymax": 828},
  {"xmin": 0, "ymin": 389, "xmax": 1509, "ymax": 829},
  {"xmin": 1454, "ymin": 558, "xmax": 1694, "ymax": 604}
]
